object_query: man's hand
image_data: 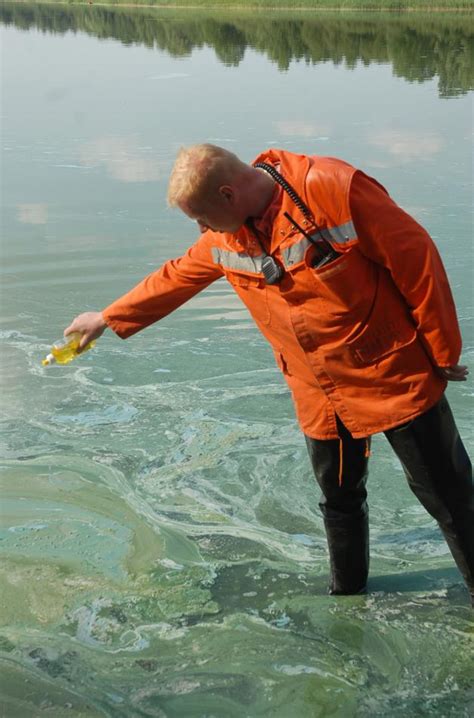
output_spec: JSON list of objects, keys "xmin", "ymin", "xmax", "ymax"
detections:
[
  {"xmin": 64, "ymin": 312, "xmax": 107, "ymax": 350},
  {"xmin": 436, "ymin": 364, "xmax": 469, "ymax": 382}
]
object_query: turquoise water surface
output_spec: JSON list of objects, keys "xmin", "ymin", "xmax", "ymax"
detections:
[{"xmin": 1, "ymin": 6, "xmax": 473, "ymax": 717}]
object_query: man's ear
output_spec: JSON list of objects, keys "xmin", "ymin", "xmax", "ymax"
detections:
[{"xmin": 219, "ymin": 185, "xmax": 235, "ymax": 203}]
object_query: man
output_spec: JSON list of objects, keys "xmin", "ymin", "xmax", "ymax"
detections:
[{"xmin": 65, "ymin": 144, "xmax": 473, "ymax": 602}]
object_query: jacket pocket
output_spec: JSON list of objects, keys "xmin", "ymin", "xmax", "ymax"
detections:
[
  {"xmin": 345, "ymin": 317, "xmax": 417, "ymax": 366},
  {"xmin": 274, "ymin": 350, "xmax": 289, "ymax": 375},
  {"xmin": 310, "ymin": 247, "xmax": 376, "ymax": 313},
  {"xmin": 342, "ymin": 268, "xmax": 418, "ymax": 366},
  {"xmin": 225, "ymin": 271, "xmax": 270, "ymax": 325}
]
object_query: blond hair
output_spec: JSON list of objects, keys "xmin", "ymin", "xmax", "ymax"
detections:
[{"xmin": 167, "ymin": 144, "xmax": 244, "ymax": 208}]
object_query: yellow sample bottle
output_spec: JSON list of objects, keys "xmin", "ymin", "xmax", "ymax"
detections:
[{"xmin": 42, "ymin": 332, "xmax": 96, "ymax": 366}]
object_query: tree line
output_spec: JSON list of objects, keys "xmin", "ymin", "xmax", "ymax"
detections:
[{"xmin": 1, "ymin": 3, "xmax": 472, "ymax": 97}]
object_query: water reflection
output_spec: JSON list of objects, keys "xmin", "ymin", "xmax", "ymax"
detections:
[
  {"xmin": 17, "ymin": 203, "xmax": 48, "ymax": 224},
  {"xmin": 79, "ymin": 137, "xmax": 163, "ymax": 183},
  {"xmin": 368, "ymin": 129, "xmax": 443, "ymax": 163},
  {"xmin": 1, "ymin": 3, "xmax": 472, "ymax": 98}
]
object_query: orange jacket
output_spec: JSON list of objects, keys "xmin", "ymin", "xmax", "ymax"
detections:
[{"xmin": 103, "ymin": 149, "xmax": 462, "ymax": 439}]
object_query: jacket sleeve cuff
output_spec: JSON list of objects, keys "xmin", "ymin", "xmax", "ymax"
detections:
[{"xmin": 101, "ymin": 308, "xmax": 133, "ymax": 339}]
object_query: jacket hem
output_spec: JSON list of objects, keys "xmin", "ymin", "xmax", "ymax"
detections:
[{"xmin": 301, "ymin": 384, "xmax": 447, "ymax": 440}]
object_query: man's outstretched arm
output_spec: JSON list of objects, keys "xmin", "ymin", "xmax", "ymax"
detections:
[{"xmin": 65, "ymin": 232, "xmax": 223, "ymax": 349}]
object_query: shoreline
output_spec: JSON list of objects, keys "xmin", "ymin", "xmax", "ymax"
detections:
[{"xmin": 6, "ymin": 1, "xmax": 472, "ymax": 11}]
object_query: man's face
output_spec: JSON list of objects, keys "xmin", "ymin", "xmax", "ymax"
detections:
[{"xmin": 179, "ymin": 190, "xmax": 244, "ymax": 234}]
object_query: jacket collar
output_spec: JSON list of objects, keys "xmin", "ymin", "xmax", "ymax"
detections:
[
  {"xmin": 238, "ymin": 149, "xmax": 313, "ymax": 253},
  {"xmin": 209, "ymin": 149, "xmax": 313, "ymax": 256}
]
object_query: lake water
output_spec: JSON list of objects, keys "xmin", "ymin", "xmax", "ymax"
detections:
[{"xmin": 1, "ymin": 5, "xmax": 473, "ymax": 716}]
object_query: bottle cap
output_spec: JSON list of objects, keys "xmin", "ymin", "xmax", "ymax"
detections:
[{"xmin": 41, "ymin": 353, "xmax": 56, "ymax": 366}]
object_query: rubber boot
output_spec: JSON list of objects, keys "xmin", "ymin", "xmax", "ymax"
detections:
[
  {"xmin": 385, "ymin": 395, "xmax": 474, "ymax": 605},
  {"xmin": 306, "ymin": 417, "xmax": 370, "ymax": 595},
  {"xmin": 324, "ymin": 509, "xmax": 370, "ymax": 595}
]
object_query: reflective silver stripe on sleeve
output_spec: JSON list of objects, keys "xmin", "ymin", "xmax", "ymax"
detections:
[
  {"xmin": 212, "ymin": 220, "xmax": 357, "ymax": 272},
  {"xmin": 282, "ymin": 220, "xmax": 357, "ymax": 268},
  {"xmin": 319, "ymin": 220, "xmax": 357, "ymax": 245},
  {"xmin": 282, "ymin": 238, "xmax": 312, "ymax": 268},
  {"xmin": 211, "ymin": 247, "xmax": 264, "ymax": 274}
]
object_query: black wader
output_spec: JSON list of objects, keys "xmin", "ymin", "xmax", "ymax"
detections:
[{"xmin": 305, "ymin": 395, "xmax": 474, "ymax": 603}]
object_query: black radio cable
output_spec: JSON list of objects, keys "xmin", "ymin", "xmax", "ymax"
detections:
[
  {"xmin": 254, "ymin": 162, "xmax": 313, "ymax": 219},
  {"xmin": 255, "ymin": 161, "xmax": 339, "ymax": 265}
]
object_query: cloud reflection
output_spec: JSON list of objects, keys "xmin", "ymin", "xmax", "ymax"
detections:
[
  {"xmin": 369, "ymin": 130, "xmax": 443, "ymax": 162},
  {"xmin": 274, "ymin": 120, "xmax": 330, "ymax": 138},
  {"xmin": 79, "ymin": 137, "xmax": 162, "ymax": 183},
  {"xmin": 17, "ymin": 203, "xmax": 48, "ymax": 225}
]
